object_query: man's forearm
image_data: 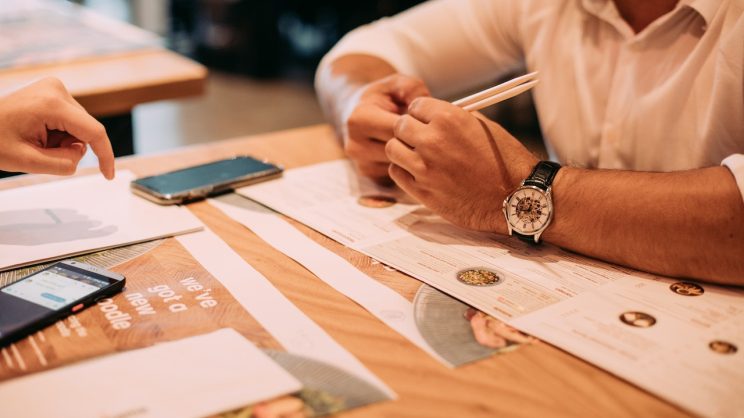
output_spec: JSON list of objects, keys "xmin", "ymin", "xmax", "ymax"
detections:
[
  {"xmin": 315, "ymin": 54, "xmax": 397, "ymax": 128},
  {"xmin": 545, "ymin": 166, "xmax": 744, "ymax": 285},
  {"xmin": 319, "ymin": 54, "xmax": 397, "ymax": 88}
]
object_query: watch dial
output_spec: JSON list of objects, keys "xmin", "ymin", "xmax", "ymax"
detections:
[{"xmin": 506, "ymin": 187, "xmax": 550, "ymax": 233}]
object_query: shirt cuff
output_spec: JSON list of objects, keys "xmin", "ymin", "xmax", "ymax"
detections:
[{"xmin": 722, "ymin": 154, "xmax": 744, "ymax": 205}]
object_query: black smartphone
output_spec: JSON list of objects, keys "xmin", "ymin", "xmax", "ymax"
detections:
[
  {"xmin": 130, "ymin": 156, "xmax": 283, "ymax": 205},
  {"xmin": 0, "ymin": 261, "xmax": 125, "ymax": 347}
]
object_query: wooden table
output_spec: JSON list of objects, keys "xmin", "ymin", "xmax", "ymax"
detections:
[
  {"xmin": 0, "ymin": 49, "xmax": 207, "ymax": 118},
  {"xmin": 0, "ymin": 47, "xmax": 207, "ymax": 157},
  {"xmin": 0, "ymin": 125, "xmax": 689, "ymax": 417}
]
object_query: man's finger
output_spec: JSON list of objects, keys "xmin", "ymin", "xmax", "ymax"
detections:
[
  {"xmin": 407, "ymin": 97, "xmax": 454, "ymax": 124},
  {"xmin": 390, "ymin": 75, "xmax": 430, "ymax": 105},
  {"xmin": 45, "ymin": 102, "xmax": 115, "ymax": 179},
  {"xmin": 347, "ymin": 104, "xmax": 399, "ymax": 141},
  {"xmin": 393, "ymin": 114, "xmax": 428, "ymax": 148},
  {"xmin": 389, "ymin": 163, "xmax": 421, "ymax": 198},
  {"xmin": 386, "ymin": 138, "xmax": 425, "ymax": 177},
  {"xmin": 356, "ymin": 161, "xmax": 392, "ymax": 183},
  {"xmin": 345, "ymin": 136, "xmax": 388, "ymax": 163}
]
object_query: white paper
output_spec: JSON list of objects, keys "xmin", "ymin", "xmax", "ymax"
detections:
[
  {"xmin": 0, "ymin": 171, "xmax": 203, "ymax": 271},
  {"xmin": 512, "ymin": 276, "xmax": 744, "ymax": 418},
  {"xmin": 209, "ymin": 194, "xmax": 449, "ymax": 366},
  {"xmin": 237, "ymin": 160, "xmax": 744, "ymax": 417},
  {"xmin": 0, "ymin": 328, "xmax": 302, "ymax": 418},
  {"xmin": 237, "ymin": 160, "xmax": 624, "ymax": 322},
  {"xmin": 175, "ymin": 229, "xmax": 394, "ymax": 398}
]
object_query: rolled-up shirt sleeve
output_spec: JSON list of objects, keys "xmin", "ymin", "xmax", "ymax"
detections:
[
  {"xmin": 317, "ymin": 0, "xmax": 526, "ymax": 97},
  {"xmin": 722, "ymin": 154, "xmax": 744, "ymax": 205}
]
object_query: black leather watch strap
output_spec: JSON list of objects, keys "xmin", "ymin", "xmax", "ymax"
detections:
[
  {"xmin": 523, "ymin": 161, "xmax": 561, "ymax": 191},
  {"xmin": 514, "ymin": 231, "xmax": 537, "ymax": 244}
]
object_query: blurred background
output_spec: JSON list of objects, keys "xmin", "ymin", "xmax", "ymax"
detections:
[
  {"xmin": 73, "ymin": 0, "xmax": 432, "ymax": 155},
  {"xmin": 8, "ymin": 0, "xmax": 543, "ymax": 158}
]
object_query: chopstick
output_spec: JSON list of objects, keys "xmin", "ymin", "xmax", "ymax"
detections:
[{"xmin": 452, "ymin": 71, "xmax": 539, "ymax": 112}]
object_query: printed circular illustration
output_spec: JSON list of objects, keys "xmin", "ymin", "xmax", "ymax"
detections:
[
  {"xmin": 708, "ymin": 340, "xmax": 738, "ymax": 355},
  {"xmin": 413, "ymin": 284, "xmax": 505, "ymax": 367},
  {"xmin": 669, "ymin": 281, "xmax": 704, "ymax": 296},
  {"xmin": 455, "ymin": 268, "xmax": 503, "ymax": 286},
  {"xmin": 619, "ymin": 311, "xmax": 657, "ymax": 328},
  {"xmin": 357, "ymin": 194, "xmax": 397, "ymax": 208}
]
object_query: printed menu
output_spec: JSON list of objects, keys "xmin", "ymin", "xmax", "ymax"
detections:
[{"xmin": 238, "ymin": 159, "xmax": 744, "ymax": 417}]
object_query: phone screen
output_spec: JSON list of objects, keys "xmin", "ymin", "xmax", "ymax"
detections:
[
  {"xmin": 133, "ymin": 157, "xmax": 279, "ymax": 196},
  {"xmin": 0, "ymin": 263, "xmax": 122, "ymax": 344},
  {"xmin": 1, "ymin": 265, "xmax": 111, "ymax": 310}
]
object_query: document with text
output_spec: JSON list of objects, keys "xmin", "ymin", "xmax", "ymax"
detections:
[
  {"xmin": 237, "ymin": 159, "xmax": 744, "ymax": 417},
  {"xmin": 211, "ymin": 193, "xmax": 540, "ymax": 368}
]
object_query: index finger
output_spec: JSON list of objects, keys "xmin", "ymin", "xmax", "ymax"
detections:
[
  {"xmin": 407, "ymin": 97, "xmax": 457, "ymax": 124},
  {"xmin": 384, "ymin": 75, "xmax": 430, "ymax": 105},
  {"xmin": 347, "ymin": 103, "xmax": 399, "ymax": 142},
  {"xmin": 46, "ymin": 102, "xmax": 115, "ymax": 179}
]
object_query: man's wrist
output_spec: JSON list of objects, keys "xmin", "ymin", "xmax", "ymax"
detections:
[
  {"xmin": 540, "ymin": 166, "xmax": 577, "ymax": 245},
  {"xmin": 500, "ymin": 160, "xmax": 562, "ymax": 243}
]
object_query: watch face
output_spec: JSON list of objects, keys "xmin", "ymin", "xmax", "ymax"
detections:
[{"xmin": 504, "ymin": 186, "xmax": 552, "ymax": 235}]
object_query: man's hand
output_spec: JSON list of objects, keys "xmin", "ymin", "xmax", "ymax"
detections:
[
  {"xmin": 386, "ymin": 97, "xmax": 537, "ymax": 231},
  {"xmin": 316, "ymin": 54, "xmax": 430, "ymax": 182},
  {"xmin": 0, "ymin": 77, "xmax": 115, "ymax": 179},
  {"xmin": 386, "ymin": 97, "xmax": 744, "ymax": 286},
  {"xmin": 341, "ymin": 74, "xmax": 430, "ymax": 182}
]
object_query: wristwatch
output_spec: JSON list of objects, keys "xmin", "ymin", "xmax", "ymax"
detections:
[{"xmin": 502, "ymin": 161, "xmax": 561, "ymax": 244}]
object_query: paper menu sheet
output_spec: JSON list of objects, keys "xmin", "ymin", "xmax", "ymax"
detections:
[
  {"xmin": 237, "ymin": 160, "xmax": 626, "ymax": 321},
  {"xmin": 511, "ymin": 276, "xmax": 744, "ymax": 418},
  {"xmin": 237, "ymin": 159, "xmax": 744, "ymax": 417},
  {"xmin": 209, "ymin": 195, "xmax": 449, "ymax": 366},
  {"xmin": 0, "ymin": 170, "xmax": 203, "ymax": 271},
  {"xmin": 0, "ymin": 329, "xmax": 302, "ymax": 418}
]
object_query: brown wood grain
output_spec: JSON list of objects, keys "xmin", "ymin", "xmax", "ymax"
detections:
[
  {"xmin": 0, "ymin": 125, "xmax": 690, "ymax": 417},
  {"xmin": 0, "ymin": 49, "xmax": 207, "ymax": 117},
  {"xmin": 0, "ymin": 238, "xmax": 281, "ymax": 382}
]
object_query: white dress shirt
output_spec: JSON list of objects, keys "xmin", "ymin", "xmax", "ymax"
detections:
[{"xmin": 318, "ymin": 0, "xmax": 744, "ymax": 200}]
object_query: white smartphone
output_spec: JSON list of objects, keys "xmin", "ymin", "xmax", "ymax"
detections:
[{"xmin": 130, "ymin": 156, "xmax": 283, "ymax": 205}]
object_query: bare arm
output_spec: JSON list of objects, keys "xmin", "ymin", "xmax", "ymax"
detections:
[
  {"xmin": 315, "ymin": 54, "xmax": 398, "ymax": 138},
  {"xmin": 387, "ymin": 98, "xmax": 744, "ymax": 286},
  {"xmin": 547, "ymin": 166, "xmax": 744, "ymax": 285}
]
